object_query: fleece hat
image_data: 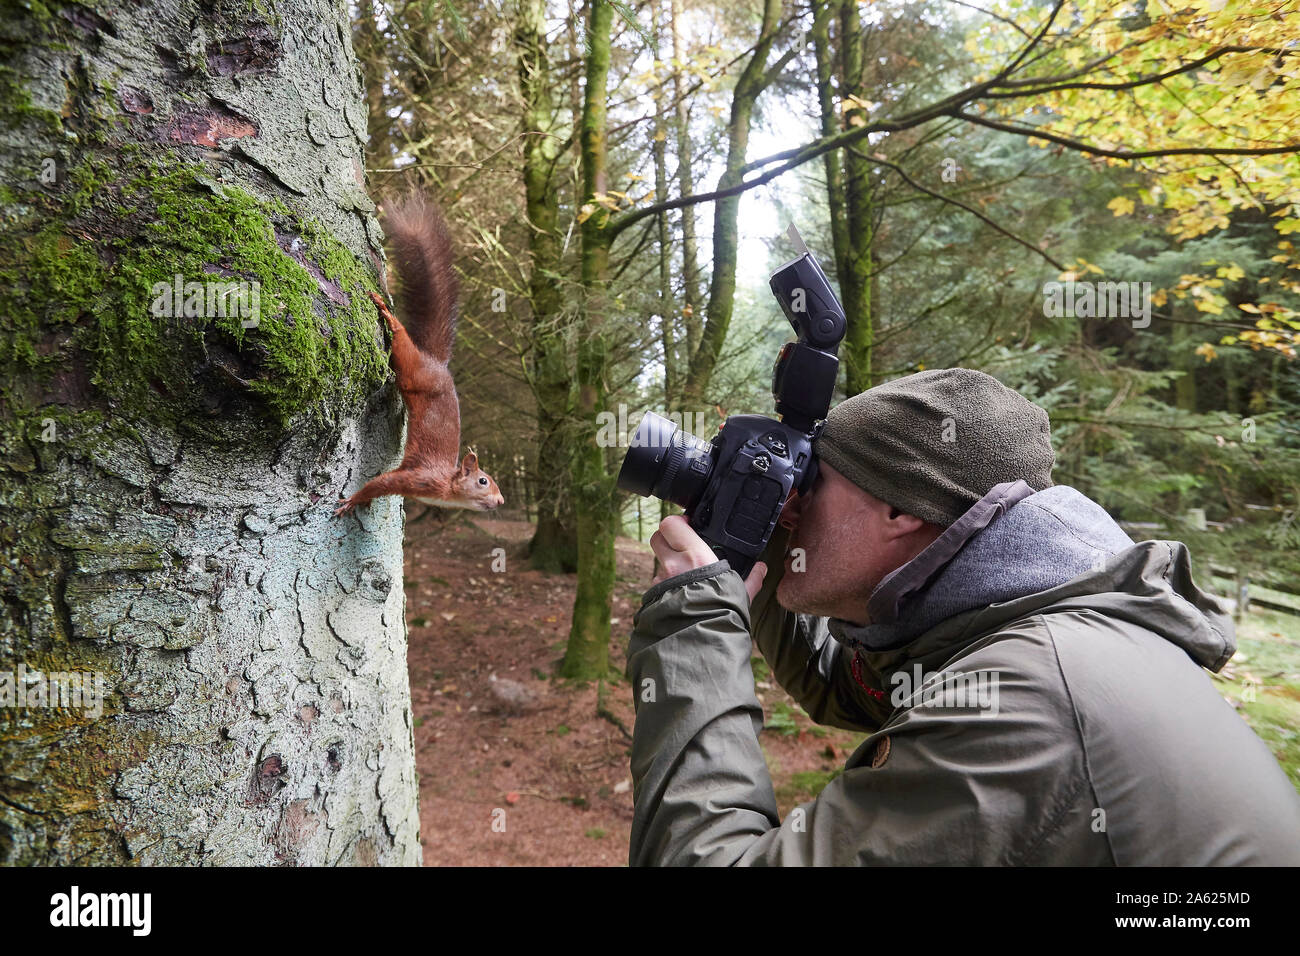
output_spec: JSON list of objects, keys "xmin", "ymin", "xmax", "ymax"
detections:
[{"xmin": 814, "ymin": 368, "xmax": 1055, "ymax": 527}]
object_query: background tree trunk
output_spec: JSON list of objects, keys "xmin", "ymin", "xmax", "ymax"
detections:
[
  {"xmin": 670, "ymin": 0, "xmax": 702, "ymax": 369},
  {"xmin": 562, "ymin": 0, "xmax": 617, "ymax": 681},
  {"xmin": 837, "ymin": 0, "xmax": 876, "ymax": 394},
  {"xmin": 0, "ymin": 0, "xmax": 421, "ymax": 865},
  {"xmin": 681, "ymin": 0, "xmax": 784, "ymax": 414},
  {"xmin": 516, "ymin": 0, "xmax": 578, "ymax": 574},
  {"xmin": 813, "ymin": 0, "xmax": 850, "ymax": 345}
]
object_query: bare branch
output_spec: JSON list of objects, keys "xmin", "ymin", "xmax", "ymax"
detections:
[{"xmin": 943, "ymin": 0, "xmax": 1035, "ymax": 40}]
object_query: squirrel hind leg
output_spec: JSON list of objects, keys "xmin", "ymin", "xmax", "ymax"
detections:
[
  {"xmin": 368, "ymin": 291, "xmax": 406, "ymax": 338},
  {"xmin": 368, "ymin": 291, "xmax": 428, "ymax": 388}
]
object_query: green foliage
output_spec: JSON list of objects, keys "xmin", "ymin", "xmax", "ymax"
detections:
[
  {"xmin": 775, "ymin": 768, "xmax": 843, "ymax": 806},
  {"xmin": 764, "ymin": 701, "xmax": 801, "ymax": 736},
  {"xmin": 1213, "ymin": 608, "xmax": 1300, "ymax": 793}
]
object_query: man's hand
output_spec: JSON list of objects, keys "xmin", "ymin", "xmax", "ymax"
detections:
[{"xmin": 649, "ymin": 514, "xmax": 768, "ymax": 601}]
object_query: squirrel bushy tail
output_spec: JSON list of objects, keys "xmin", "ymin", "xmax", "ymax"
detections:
[{"xmin": 382, "ymin": 193, "xmax": 460, "ymax": 364}]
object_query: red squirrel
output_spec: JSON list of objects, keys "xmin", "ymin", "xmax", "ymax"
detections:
[{"xmin": 334, "ymin": 195, "xmax": 504, "ymax": 517}]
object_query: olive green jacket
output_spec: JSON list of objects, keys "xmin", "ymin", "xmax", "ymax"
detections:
[{"xmin": 626, "ymin": 485, "xmax": 1300, "ymax": 865}]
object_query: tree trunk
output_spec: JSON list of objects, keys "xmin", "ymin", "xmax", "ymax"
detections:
[
  {"xmin": 838, "ymin": 0, "xmax": 876, "ymax": 394},
  {"xmin": 354, "ymin": 0, "xmax": 390, "ymax": 158},
  {"xmin": 813, "ymin": 0, "xmax": 849, "ymax": 326},
  {"xmin": 670, "ymin": 0, "xmax": 702, "ymax": 368},
  {"xmin": 516, "ymin": 0, "xmax": 578, "ymax": 573},
  {"xmin": 0, "ymin": 0, "xmax": 421, "ymax": 865},
  {"xmin": 561, "ymin": 0, "xmax": 617, "ymax": 681},
  {"xmin": 1174, "ymin": 307, "xmax": 1200, "ymax": 413},
  {"xmin": 653, "ymin": 12, "xmax": 677, "ymax": 405},
  {"xmin": 653, "ymin": 48, "xmax": 675, "ymax": 580},
  {"xmin": 680, "ymin": 0, "xmax": 783, "ymax": 412}
]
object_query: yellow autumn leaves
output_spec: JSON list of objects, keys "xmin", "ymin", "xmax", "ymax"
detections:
[{"xmin": 971, "ymin": 0, "xmax": 1299, "ymax": 268}]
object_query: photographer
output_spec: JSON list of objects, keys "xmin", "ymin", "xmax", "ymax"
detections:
[{"xmin": 626, "ymin": 367, "xmax": 1300, "ymax": 866}]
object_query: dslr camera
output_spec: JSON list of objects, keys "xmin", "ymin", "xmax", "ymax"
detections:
[{"xmin": 617, "ymin": 226, "xmax": 846, "ymax": 578}]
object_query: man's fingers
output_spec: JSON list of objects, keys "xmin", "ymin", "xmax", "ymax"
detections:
[
  {"xmin": 656, "ymin": 514, "xmax": 700, "ymax": 551},
  {"xmin": 656, "ymin": 515, "xmax": 714, "ymax": 566},
  {"xmin": 649, "ymin": 528, "xmax": 690, "ymax": 582},
  {"xmin": 649, "ymin": 515, "xmax": 722, "ymax": 585},
  {"xmin": 744, "ymin": 561, "xmax": 768, "ymax": 602}
]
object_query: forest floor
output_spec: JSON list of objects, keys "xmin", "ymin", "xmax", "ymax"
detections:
[
  {"xmin": 404, "ymin": 511, "xmax": 1300, "ymax": 866},
  {"xmin": 402, "ymin": 509, "xmax": 868, "ymax": 866}
]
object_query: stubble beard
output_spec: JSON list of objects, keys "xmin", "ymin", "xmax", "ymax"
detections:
[
  {"xmin": 776, "ymin": 536, "xmax": 833, "ymax": 618},
  {"xmin": 776, "ymin": 533, "xmax": 870, "ymax": 623}
]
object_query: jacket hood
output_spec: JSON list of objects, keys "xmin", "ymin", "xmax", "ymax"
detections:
[{"xmin": 828, "ymin": 482, "xmax": 1235, "ymax": 673}]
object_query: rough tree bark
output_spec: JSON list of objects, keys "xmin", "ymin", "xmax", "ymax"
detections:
[{"xmin": 0, "ymin": 0, "xmax": 421, "ymax": 865}]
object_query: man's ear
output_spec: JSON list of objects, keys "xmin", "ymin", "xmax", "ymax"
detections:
[
  {"xmin": 461, "ymin": 452, "xmax": 478, "ymax": 474},
  {"xmin": 884, "ymin": 506, "xmax": 929, "ymax": 539}
]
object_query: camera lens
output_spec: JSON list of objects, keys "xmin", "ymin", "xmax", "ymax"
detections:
[{"xmin": 617, "ymin": 412, "xmax": 715, "ymax": 509}]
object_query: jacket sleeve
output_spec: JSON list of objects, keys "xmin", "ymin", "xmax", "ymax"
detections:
[
  {"xmin": 626, "ymin": 561, "xmax": 779, "ymax": 866},
  {"xmin": 748, "ymin": 525, "xmax": 890, "ymax": 732},
  {"xmin": 625, "ymin": 557, "xmax": 893, "ymax": 867}
]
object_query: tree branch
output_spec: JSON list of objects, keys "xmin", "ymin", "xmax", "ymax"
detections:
[
  {"xmin": 862, "ymin": 150, "xmax": 1067, "ymax": 270},
  {"xmin": 953, "ymin": 109, "xmax": 1300, "ymax": 160}
]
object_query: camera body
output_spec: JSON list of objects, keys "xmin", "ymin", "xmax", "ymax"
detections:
[{"xmin": 617, "ymin": 232, "xmax": 846, "ymax": 578}]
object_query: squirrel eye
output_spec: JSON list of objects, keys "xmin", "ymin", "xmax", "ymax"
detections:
[{"xmin": 478, "ymin": 477, "xmax": 488, "ymax": 486}]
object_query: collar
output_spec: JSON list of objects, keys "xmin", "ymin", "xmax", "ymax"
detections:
[{"xmin": 829, "ymin": 480, "xmax": 1035, "ymax": 649}]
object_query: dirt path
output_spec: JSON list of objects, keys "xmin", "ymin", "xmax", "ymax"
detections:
[{"xmin": 404, "ymin": 510, "xmax": 868, "ymax": 865}]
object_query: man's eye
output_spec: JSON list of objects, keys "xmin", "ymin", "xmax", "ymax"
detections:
[{"xmin": 478, "ymin": 477, "xmax": 488, "ymax": 486}]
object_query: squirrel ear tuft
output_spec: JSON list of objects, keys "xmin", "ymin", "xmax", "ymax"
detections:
[{"xmin": 461, "ymin": 452, "xmax": 478, "ymax": 473}]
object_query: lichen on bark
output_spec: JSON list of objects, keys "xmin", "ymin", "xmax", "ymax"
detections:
[{"xmin": 0, "ymin": 0, "xmax": 422, "ymax": 865}]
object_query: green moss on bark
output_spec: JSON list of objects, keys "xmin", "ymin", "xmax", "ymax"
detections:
[
  {"xmin": 0, "ymin": 163, "xmax": 389, "ymax": 429},
  {"xmin": 0, "ymin": 64, "xmax": 62, "ymax": 135}
]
